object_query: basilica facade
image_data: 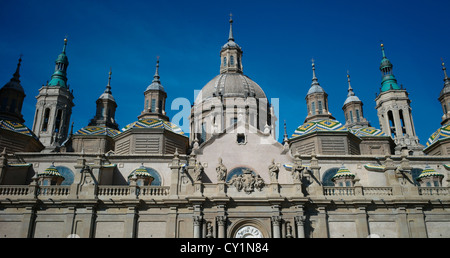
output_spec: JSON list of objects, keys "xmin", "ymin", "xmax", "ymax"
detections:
[{"xmin": 0, "ymin": 17, "xmax": 449, "ymax": 238}]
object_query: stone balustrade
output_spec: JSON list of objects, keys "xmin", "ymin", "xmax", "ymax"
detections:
[{"xmin": 0, "ymin": 184, "xmax": 448, "ymax": 200}]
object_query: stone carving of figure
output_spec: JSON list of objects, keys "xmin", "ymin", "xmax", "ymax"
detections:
[
  {"xmin": 292, "ymin": 162, "xmax": 303, "ymax": 184},
  {"xmin": 206, "ymin": 221, "xmax": 213, "ymax": 238},
  {"xmin": 216, "ymin": 158, "xmax": 227, "ymax": 182},
  {"xmin": 255, "ymin": 175, "xmax": 265, "ymax": 191},
  {"xmin": 268, "ymin": 159, "xmax": 279, "ymax": 183},
  {"xmin": 193, "ymin": 161, "xmax": 204, "ymax": 182}
]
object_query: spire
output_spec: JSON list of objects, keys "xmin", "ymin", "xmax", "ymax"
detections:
[
  {"xmin": 379, "ymin": 43, "xmax": 400, "ymax": 92},
  {"xmin": 62, "ymin": 37, "xmax": 67, "ymax": 54},
  {"xmin": 310, "ymin": 59, "xmax": 320, "ymax": 86},
  {"xmin": 153, "ymin": 57, "xmax": 160, "ymax": 83},
  {"xmin": 307, "ymin": 59, "xmax": 325, "ymax": 95},
  {"xmin": 48, "ymin": 38, "xmax": 69, "ymax": 87},
  {"xmin": 145, "ymin": 57, "xmax": 164, "ymax": 91},
  {"xmin": 105, "ymin": 67, "xmax": 112, "ymax": 94},
  {"xmin": 228, "ymin": 13, "xmax": 234, "ymax": 42},
  {"xmin": 283, "ymin": 120, "xmax": 289, "ymax": 144},
  {"xmin": 12, "ymin": 55, "xmax": 22, "ymax": 82},
  {"xmin": 442, "ymin": 58, "xmax": 450, "ymax": 84},
  {"xmin": 346, "ymin": 71, "xmax": 355, "ymax": 97},
  {"xmin": 381, "ymin": 43, "xmax": 386, "ymax": 58}
]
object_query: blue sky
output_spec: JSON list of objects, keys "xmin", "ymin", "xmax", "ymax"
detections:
[{"xmin": 1, "ymin": 0, "xmax": 449, "ymax": 145}]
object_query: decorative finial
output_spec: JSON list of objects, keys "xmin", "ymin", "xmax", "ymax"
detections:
[
  {"xmin": 153, "ymin": 57, "xmax": 160, "ymax": 82},
  {"xmin": 228, "ymin": 13, "xmax": 234, "ymax": 42},
  {"xmin": 442, "ymin": 58, "xmax": 448, "ymax": 80},
  {"xmin": 283, "ymin": 120, "xmax": 288, "ymax": 143},
  {"xmin": 12, "ymin": 54, "xmax": 22, "ymax": 81},
  {"xmin": 105, "ymin": 67, "xmax": 112, "ymax": 93},
  {"xmin": 347, "ymin": 70, "xmax": 353, "ymax": 91},
  {"xmin": 311, "ymin": 58, "xmax": 317, "ymax": 79},
  {"xmin": 380, "ymin": 41, "xmax": 386, "ymax": 58},
  {"xmin": 62, "ymin": 37, "xmax": 68, "ymax": 53}
]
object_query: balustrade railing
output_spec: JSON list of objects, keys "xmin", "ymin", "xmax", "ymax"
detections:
[
  {"xmin": 0, "ymin": 184, "xmax": 449, "ymax": 200},
  {"xmin": 418, "ymin": 187, "xmax": 449, "ymax": 196},
  {"xmin": 38, "ymin": 186, "xmax": 70, "ymax": 196},
  {"xmin": 0, "ymin": 185, "xmax": 29, "ymax": 196}
]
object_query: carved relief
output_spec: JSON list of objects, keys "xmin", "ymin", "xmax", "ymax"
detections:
[{"xmin": 228, "ymin": 168, "xmax": 264, "ymax": 194}]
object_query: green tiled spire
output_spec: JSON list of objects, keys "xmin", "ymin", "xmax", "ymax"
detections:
[
  {"xmin": 48, "ymin": 38, "xmax": 69, "ymax": 87},
  {"xmin": 379, "ymin": 43, "xmax": 400, "ymax": 92}
]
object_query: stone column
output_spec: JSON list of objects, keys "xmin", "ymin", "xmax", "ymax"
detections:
[
  {"xmin": 271, "ymin": 216, "xmax": 281, "ymax": 238},
  {"xmin": 193, "ymin": 216, "xmax": 202, "ymax": 238},
  {"xmin": 216, "ymin": 216, "xmax": 227, "ymax": 238},
  {"xmin": 169, "ymin": 149, "xmax": 181, "ymax": 199},
  {"xmin": 295, "ymin": 215, "xmax": 306, "ymax": 238}
]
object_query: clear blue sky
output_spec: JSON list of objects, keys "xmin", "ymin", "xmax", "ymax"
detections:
[{"xmin": 1, "ymin": 0, "xmax": 449, "ymax": 145}]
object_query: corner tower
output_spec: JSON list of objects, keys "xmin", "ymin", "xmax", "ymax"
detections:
[
  {"xmin": 32, "ymin": 38, "xmax": 75, "ymax": 152},
  {"xmin": 374, "ymin": 43, "xmax": 423, "ymax": 155}
]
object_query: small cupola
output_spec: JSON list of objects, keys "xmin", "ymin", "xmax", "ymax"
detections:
[
  {"xmin": 416, "ymin": 165, "xmax": 444, "ymax": 187},
  {"xmin": 331, "ymin": 165, "xmax": 355, "ymax": 187},
  {"xmin": 37, "ymin": 162, "xmax": 65, "ymax": 186}
]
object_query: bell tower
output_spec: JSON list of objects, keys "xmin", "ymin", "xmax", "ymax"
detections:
[
  {"xmin": 375, "ymin": 43, "xmax": 423, "ymax": 155},
  {"xmin": 32, "ymin": 38, "xmax": 74, "ymax": 152}
]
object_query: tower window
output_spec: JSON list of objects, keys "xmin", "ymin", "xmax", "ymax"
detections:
[
  {"xmin": 318, "ymin": 101, "xmax": 323, "ymax": 114},
  {"xmin": 54, "ymin": 109, "xmax": 62, "ymax": 132},
  {"xmin": 158, "ymin": 100, "xmax": 162, "ymax": 113},
  {"xmin": 311, "ymin": 102, "xmax": 316, "ymax": 115},
  {"xmin": 230, "ymin": 55, "xmax": 234, "ymax": 65},
  {"xmin": 444, "ymin": 103, "xmax": 448, "ymax": 114},
  {"xmin": 145, "ymin": 100, "xmax": 149, "ymax": 111},
  {"xmin": 223, "ymin": 57, "xmax": 227, "ymax": 66},
  {"xmin": 356, "ymin": 109, "xmax": 360, "ymax": 122},
  {"xmin": 350, "ymin": 110, "xmax": 354, "ymax": 123},
  {"xmin": 151, "ymin": 99, "xmax": 156, "ymax": 112},
  {"xmin": 42, "ymin": 108, "xmax": 50, "ymax": 132}
]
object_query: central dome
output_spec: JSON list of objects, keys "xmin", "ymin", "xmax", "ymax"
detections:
[{"xmin": 195, "ymin": 73, "xmax": 267, "ymax": 104}]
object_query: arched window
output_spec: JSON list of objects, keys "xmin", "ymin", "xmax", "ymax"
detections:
[
  {"xmin": 230, "ymin": 55, "xmax": 235, "ymax": 65},
  {"xmin": 42, "ymin": 108, "xmax": 50, "ymax": 132},
  {"xmin": 322, "ymin": 167, "xmax": 340, "ymax": 186},
  {"xmin": 56, "ymin": 166, "xmax": 74, "ymax": 186},
  {"xmin": 311, "ymin": 102, "xmax": 316, "ymax": 115},
  {"xmin": 226, "ymin": 167, "xmax": 256, "ymax": 182},
  {"xmin": 223, "ymin": 57, "xmax": 227, "ymax": 66}
]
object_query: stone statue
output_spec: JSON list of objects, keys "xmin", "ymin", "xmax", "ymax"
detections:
[
  {"xmin": 216, "ymin": 158, "xmax": 227, "ymax": 182},
  {"xmin": 268, "ymin": 159, "xmax": 279, "ymax": 183},
  {"xmin": 193, "ymin": 161, "xmax": 204, "ymax": 182},
  {"xmin": 206, "ymin": 221, "xmax": 213, "ymax": 238},
  {"xmin": 292, "ymin": 162, "xmax": 303, "ymax": 184}
]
